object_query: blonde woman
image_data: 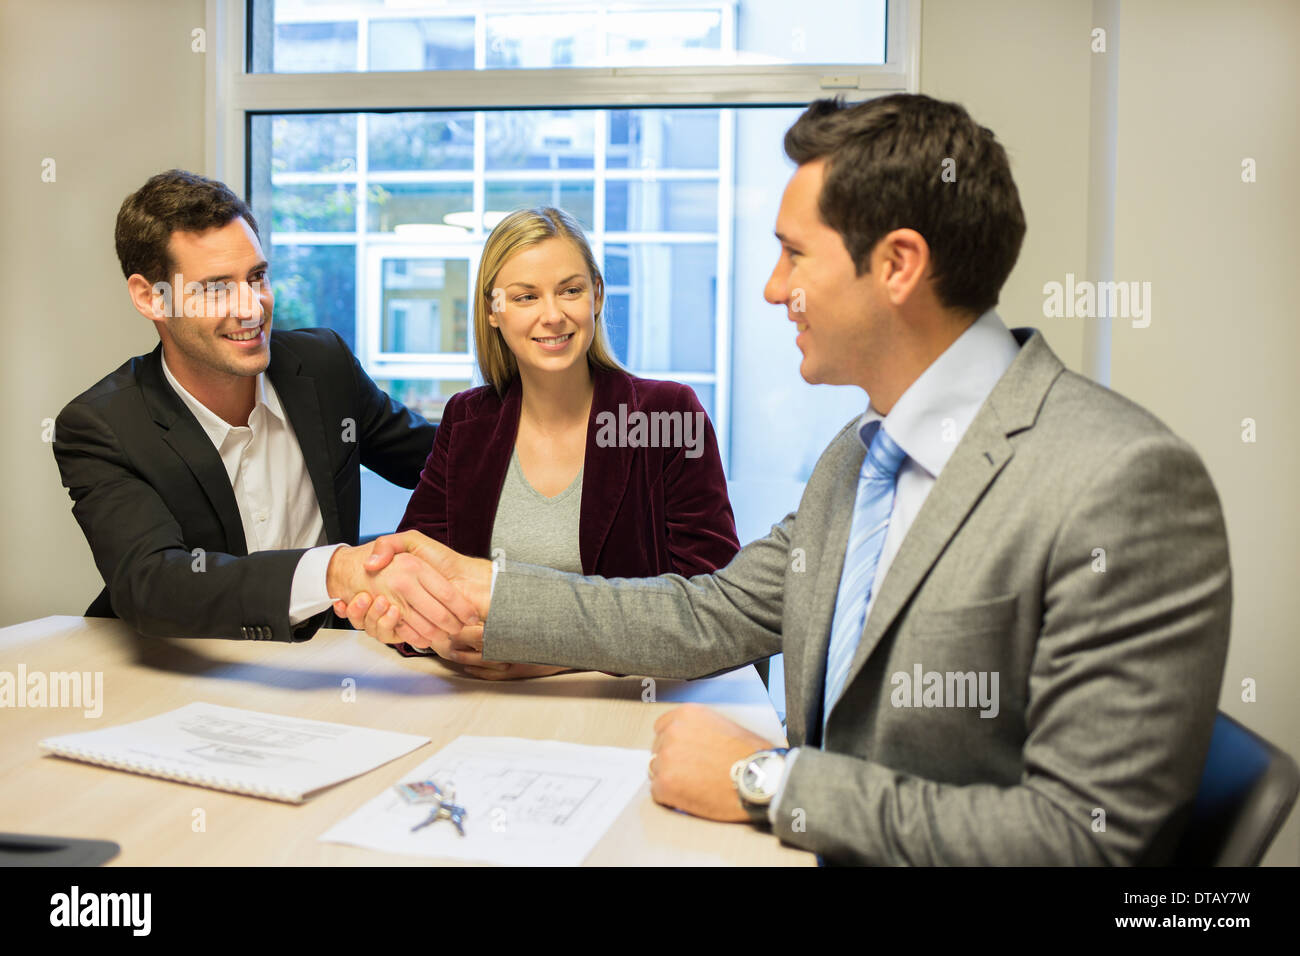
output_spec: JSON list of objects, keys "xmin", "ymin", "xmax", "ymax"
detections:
[{"xmin": 362, "ymin": 207, "xmax": 739, "ymax": 678}]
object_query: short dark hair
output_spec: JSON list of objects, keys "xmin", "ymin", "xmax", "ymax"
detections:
[
  {"xmin": 114, "ymin": 169, "xmax": 260, "ymax": 283},
  {"xmin": 784, "ymin": 94, "xmax": 1026, "ymax": 317}
]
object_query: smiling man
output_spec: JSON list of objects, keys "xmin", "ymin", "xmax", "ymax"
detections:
[
  {"xmin": 343, "ymin": 95, "xmax": 1232, "ymax": 865},
  {"xmin": 53, "ymin": 169, "xmax": 479, "ymax": 643}
]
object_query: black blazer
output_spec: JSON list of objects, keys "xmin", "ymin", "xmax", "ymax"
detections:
[{"xmin": 52, "ymin": 328, "xmax": 437, "ymax": 642}]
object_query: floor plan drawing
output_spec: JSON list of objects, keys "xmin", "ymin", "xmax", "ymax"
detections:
[
  {"xmin": 434, "ymin": 761, "xmax": 601, "ymax": 827},
  {"xmin": 321, "ymin": 736, "xmax": 650, "ymax": 865}
]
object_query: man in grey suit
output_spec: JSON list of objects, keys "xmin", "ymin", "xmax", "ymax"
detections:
[{"xmin": 341, "ymin": 94, "xmax": 1231, "ymax": 865}]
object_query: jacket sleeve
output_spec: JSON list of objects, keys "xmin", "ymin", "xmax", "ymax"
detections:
[
  {"xmin": 53, "ymin": 400, "xmax": 318, "ymax": 642},
  {"xmin": 484, "ymin": 511, "xmax": 792, "ymax": 678},
  {"xmin": 771, "ymin": 436, "xmax": 1232, "ymax": 864},
  {"xmin": 661, "ymin": 385, "xmax": 741, "ymax": 577}
]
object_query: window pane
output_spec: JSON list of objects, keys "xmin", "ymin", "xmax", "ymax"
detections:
[
  {"xmin": 604, "ymin": 243, "xmax": 715, "ymax": 372},
  {"xmin": 485, "ymin": 12, "xmax": 600, "ymax": 69},
  {"xmin": 605, "ymin": 180, "xmax": 717, "ymax": 232},
  {"xmin": 272, "ymin": 21, "xmax": 357, "ymax": 72},
  {"xmin": 607, "ymin": 110, "xmax": 719, "ymax": 170},
  {"xmin": 270, "ymin": 244, "xmax": 357, "ymax": 351},
  {"xmin": 380, "ymin": 258, "xmax": 470, "ymax": 355},
  {"xmin": 268, "ymin": 115, "xmax": 357, "ymax": 174},
  {"xmin": 366, "ymin": 183, "xmax": 474, "ymax": 233},
  {"xmin": 485, "ymin": 111, "xmax": 596, "ymax": 170},
  {"xmin": 368, "ymin": 17, "xmax": 475, "ymax": 71},
  {"xmin": 485, "ymin": 181, "xmax": 595, "ymax": 231},
  {"xmin": 271, "ymin": 184, "xmax": 356, "ymax": 233},
  {"xmin": 373, "ymin": 378, "xmax": 472, "ymax": 423},
  {"xmin": 368, "ymin": 113, "xmax": 474, "ymax": 172},
  {"xmin": 688, "ymin": 382, "xmax": 715, "ymax": 425},
  {"xmin": 606, "ymin": 10, "xmax": 722, "ymax": 64},
  {"xmin": 250, "ymin": 1, "xmax": 887, "ymax": 73}
]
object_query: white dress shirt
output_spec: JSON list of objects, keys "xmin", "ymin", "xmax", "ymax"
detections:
[
  {"xmin": 160, "ymin": 353, "xmax": 342, "ymax": 627},
  {"xmin": 769, "ymin": 309, "xmax": 1022, "ymax": 822}
]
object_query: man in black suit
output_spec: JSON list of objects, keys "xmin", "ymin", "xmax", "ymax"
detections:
[{"xmin": 53, "ymin": 170, "xmax": 481, "ymax": 644}]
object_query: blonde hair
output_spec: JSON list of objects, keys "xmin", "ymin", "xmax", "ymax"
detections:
[{"xmin": 474, "ymin": 206, "xmax": 623, "ymax": 394}]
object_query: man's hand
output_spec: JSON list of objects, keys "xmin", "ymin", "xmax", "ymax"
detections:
[
  {"xmin": 463, "ymin": 662, "xmax": 571, "ymax": 680},
  {"xmin": 649, "ymin": 704, "xmax": 777, "ymax": 822},
  {"xmin": 338, "ymin": 583, "xmax": 568, "ymax": 677},
  {"xmin": 326, "ymin": 530, "xmax": 492, "ymax": 655},
  {"xmin": 336, "ymin": 590, "xmax": 495, "ymax": 666}
]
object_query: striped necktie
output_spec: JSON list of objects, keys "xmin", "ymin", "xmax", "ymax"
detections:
[{"xmin": 822, "ymin": 421, "xmax": 908, "ymax": 727}]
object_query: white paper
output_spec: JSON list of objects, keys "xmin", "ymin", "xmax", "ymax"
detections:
[
  {"xmin": 320, "ymin": 736, "xmax": 650, "ymax": 865},
  {"xmin": 39, "ymin": 702, "xmax": 430, "ymax": 802}
]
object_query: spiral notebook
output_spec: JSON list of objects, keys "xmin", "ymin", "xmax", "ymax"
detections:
[{"xmin": 39, "ymin": 702, "xmax": 430, "ymax": 803}]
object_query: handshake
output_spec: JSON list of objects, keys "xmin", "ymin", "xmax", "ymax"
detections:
[{"xmin": 325, "ymin": 532, "xmax": 555, "ymax": 679}]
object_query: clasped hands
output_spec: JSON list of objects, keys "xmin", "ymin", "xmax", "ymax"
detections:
[
  {"xmin": 325, "ymin": 531, "xmax": 562, "ymax": 679},
  {"xmin": 326, "ymin": 531, "xmax": 779, "ymax": 821}
]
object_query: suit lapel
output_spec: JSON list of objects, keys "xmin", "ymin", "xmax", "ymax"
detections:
[
  {"xmin": 827, "ymin": 329, "xmax": 1065, "ymax": 722},
  {"xmin": 446, "ymin": 381, "xmax": 519, "ymax": 559},
  {"xmin": 845, "ymin": 412, "xmax": 1014, "ymax": 682},
  {"xmin": 139, "ymin": 346, "xmax": 247, "ymax": 554},
  {"xmin": 267, "ymin": 338, "xmax": 344, "ymax": 545},
  {"xmin": 794, "ymin": 428, "xmax": 868, "ymax": 745}
]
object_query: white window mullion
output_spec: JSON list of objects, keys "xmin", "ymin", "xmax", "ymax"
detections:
[
  {"xmin": 356, "ymin": 111, "xmax": 370, "ymax": 366},
  {"xmin": 592, "ymin": 108, "xmax": 608, "ymax": 276},
  {"xmin": 473, "ymin": 111, "xmax": 487, "ymax": 232},
  {"xmin": 715, "ymin": 106, "xmax": 736, "ymax": 473}
]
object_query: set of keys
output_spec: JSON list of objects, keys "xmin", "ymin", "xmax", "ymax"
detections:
[{"xmin": 394, "ymin": 779, "xmax": 467, "ymax": 836}]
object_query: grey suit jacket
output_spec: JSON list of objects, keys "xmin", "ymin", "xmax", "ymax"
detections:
[{"xmin": 483, "ymin": 328, "xmax": 1232, "ymax": 865}]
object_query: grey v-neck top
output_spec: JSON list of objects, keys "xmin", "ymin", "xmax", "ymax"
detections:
[{"xmin": 488, "ymin": 447, "xmax": 584, "ymax": 574}]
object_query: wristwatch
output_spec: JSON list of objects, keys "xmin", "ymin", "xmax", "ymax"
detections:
[{"xmin": 730, "ymin": 747, "xmax": 790, "ymax": 826}]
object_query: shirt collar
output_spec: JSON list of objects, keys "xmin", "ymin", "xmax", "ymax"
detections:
[
  {"xmin": 857, "ymin": 309, "xmax": 1022, "ymax": 479},
  {"xmin": 159, "ymin": 350, "xmax": 283, "ymax": 447}
]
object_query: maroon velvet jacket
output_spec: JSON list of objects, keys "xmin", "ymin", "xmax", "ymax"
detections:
[{"xmin": 396, "ymin": 366, "xmax": 740, "ymax": 583}]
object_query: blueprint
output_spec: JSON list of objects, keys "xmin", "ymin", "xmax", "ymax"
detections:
[{"xmin": 319, "ymin": 736, "xmax": 650, "ymax": 865}]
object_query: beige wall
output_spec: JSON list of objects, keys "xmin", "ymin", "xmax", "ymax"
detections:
[
  {"xmin": 922, "ymin": 0, "xmax": 1095, "ymax": 374},
  {"xmin": 924, "ymin": 0, "xmax": 1300, "ymax": 865},
  {"xmin": 0, "ymin": 0, "xmax": 206, "ymax": 625},
  {"xmin": 1109, "ymin": 0, "xmax": 1300, "ymax": 866},
  {"xmin": 2, "ymin": 0, "xmax": 1295, "ymax": 864}
]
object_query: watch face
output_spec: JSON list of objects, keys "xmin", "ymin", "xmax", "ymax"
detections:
[{"xmin": 741, "ymin": 753, "xmax": 781, "ymax": 803}]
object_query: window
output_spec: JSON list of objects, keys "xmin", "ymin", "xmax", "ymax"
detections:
[{"xmin": 212, "ymin": 0, "xmax": 917, "ymax": 540}]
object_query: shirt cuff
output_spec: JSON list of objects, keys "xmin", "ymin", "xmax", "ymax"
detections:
[
  {"xmin": 490, "ymin": 560, "xmax": 499, "ymax": 597},
  {"xmin": 767, "ymin": 747, "xmax": 801, "ymax": 826},
  {"xmin": 289, "ymin": 544, "xmax": 346, "ymax": 626}
]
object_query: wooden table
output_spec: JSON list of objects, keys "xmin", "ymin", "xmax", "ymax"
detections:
[{"xmin": 0, "ymin": 616, "xmax": 814, "ymax": 866}]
